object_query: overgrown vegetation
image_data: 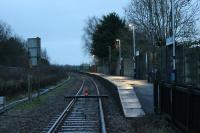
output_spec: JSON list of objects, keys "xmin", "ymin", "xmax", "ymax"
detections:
[
  {"xmin": 14, "ymin": 76, "xmax": 74, "ymax": 110},
  {"xmin": 132, "ymin": 115, "xmax": 179, "ymax": 133}
]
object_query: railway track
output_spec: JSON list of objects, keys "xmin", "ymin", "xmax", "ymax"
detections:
[{"xmin": 44, "ymin": 76, "xmax": 106, "ymax": 133}]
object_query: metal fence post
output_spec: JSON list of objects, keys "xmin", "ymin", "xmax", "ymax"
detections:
[
  {"xmin": 170, "ymin": 84, "xmax": 173, "ymax": 120},
  {"xmin": 153, "ymin": 80, "xmax": 158, "ymax": 113}
]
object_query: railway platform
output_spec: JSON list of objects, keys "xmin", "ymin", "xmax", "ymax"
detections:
[{"xmin": 90, "ymin": 73, "xmax": 153, "ymax": 117}]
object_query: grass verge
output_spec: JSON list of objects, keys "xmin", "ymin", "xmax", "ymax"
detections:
[{"xmin": 13, "ymin": 76, "xmax": 74, "ymax": 110}]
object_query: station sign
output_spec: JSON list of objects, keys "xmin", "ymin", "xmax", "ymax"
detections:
[
  {"xmin": 136, "ymin": 50, "xmax": 140, "ymax": 56},
  {"xmin": 0, "ymin": 96, "xmax": 5, "ymax": 106},
  {"xmin": 27, "ymin": 37, "xmax": 41, "ymax": 67},
  {"xmin": 166, "ymin": 36, "xmax": 173, "ymax": 46}
]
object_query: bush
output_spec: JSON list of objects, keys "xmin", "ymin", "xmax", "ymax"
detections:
[{"xmin": 0, "ymin": 66, "xmax": 67, "ymax": 97}]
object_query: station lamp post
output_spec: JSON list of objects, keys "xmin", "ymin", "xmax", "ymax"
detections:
[
  {"xmin": 165, "ymin": 0, "xmax": 176, "ymax": 82},
  {"xmin": 107, "ymin": 46, "xmax": 111, "ymax": 75},
  {"xmin": 129, "ymin": 23, "xmax": 136, "ymax": 79},
  {"xmin": 171, "ymin": 0, "xmax": 176, "ymax": 82},
  {"xmin": 116, "ymin": 39, "xmax": 122, "ymax": 76}
]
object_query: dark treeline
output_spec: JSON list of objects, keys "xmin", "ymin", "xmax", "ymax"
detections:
[
  {"xmin": 0, "ymin": 37, "xmax": 29, "ymax": 67},
  {"xmin": 0, "ymin": 21, "xmax": 28, "ymax": 67},
  {"xmin": 0, "ymin": 21, "xmax": 49, "ymax": 67}
]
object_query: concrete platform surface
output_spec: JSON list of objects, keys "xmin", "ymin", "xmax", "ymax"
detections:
[
  {"xmin": 133, "ymin": 80, "xmax": 154, "ymax": 113},
  {"xmin": 90, "ymin": 73, "xmax": 151, "ymax": 118}
]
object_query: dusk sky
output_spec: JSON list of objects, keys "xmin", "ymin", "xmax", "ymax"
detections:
[{"xmin": 0, "ymin": 0, "xmax": 129, "ymax": 65}]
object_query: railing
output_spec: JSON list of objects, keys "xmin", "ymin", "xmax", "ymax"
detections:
[{"xmin": 154, "ymin": 81, "xmax": 200, "ymax": 133}]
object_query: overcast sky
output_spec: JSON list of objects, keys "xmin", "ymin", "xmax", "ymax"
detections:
[{"xmin": 0, "ymin": 0, "xmax": 129, "ymax": 65}]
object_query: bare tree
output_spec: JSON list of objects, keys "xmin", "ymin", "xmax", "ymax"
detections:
[
  {"xmin": 41, "ymin": 48, "xmax": 48, "ymax": 59},
  {"xmin": 82, "ymin": 16, "xmax": 99, "ymax": 55},
  {"xmin": 41, "ymin": 48, "xmax": 50, "ymax": 65},
  {"xmin": 125, "ymin": 0, "xmax": 200, "ymax": 45},
  {"xmin": 0, "ymin": 21, "xmax": 11, "ymax": 42}
]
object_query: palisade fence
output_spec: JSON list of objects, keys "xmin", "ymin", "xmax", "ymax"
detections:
[
  {"xmin": 154, "ymin": 81, "xmax": 200, "ymax": 133},
  {"xmin": 135, "ymin": 52, "xmax": 149, "ymax": 79},
  {"xmin": 96, "ymin": 44, "xmax": 200, "ymax": 86},
  {"xmin": 157, "ymin": 45, "xmax": 200, "ymax": 87},
  {"xmin": 154, "ymin": 45, "xmax": 200, "ymax": 133}
]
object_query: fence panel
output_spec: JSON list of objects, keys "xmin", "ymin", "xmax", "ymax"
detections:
[
  {"xmin": 155, "ymin": 82, "xmax": 200, "ymax": 133},
  {"xmin": 189, "ymin": 89, "xmax": 200, "ymax": 133},
  {"xmin": 157, "ymin": 46, "xmax": 200, "ymax": 87},
  {"xmin": 160, "ymin": 82, "xmax": 172, "ymax": 116},
  {"xmin": 172, "ymin": 86, "xmax": 189, "ymax": 130}
]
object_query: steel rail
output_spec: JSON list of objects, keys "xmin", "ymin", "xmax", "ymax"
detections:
[
  {"xmin": 47, "ymin": 80, "xmax": 85, "ymax": 133},
  {"xmin": 47, "ymin": 75, "xmax": 107, "ymax": 133},
  {"xmin": 90, "ymin": 78, "xmax": 107, "ymax": 133}
]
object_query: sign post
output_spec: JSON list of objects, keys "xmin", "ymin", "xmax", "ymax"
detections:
[
  {"xmin": 166, "ymin": 37, "xmax": 173, "ymax": 46},
  {"xmin": 0, "ymin": 96, "xmax": 5, "ymax": 110},
  {"xmin": 136, "ymin": 50, "xmax": 140, "ymax": 56},
  {"xmin": 27, "ymin": 37, "xmax": 41, "ymax": 100},
  {"xmin": 166, "ymin": 36, "xmax": 176, "ymax": 81}
]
